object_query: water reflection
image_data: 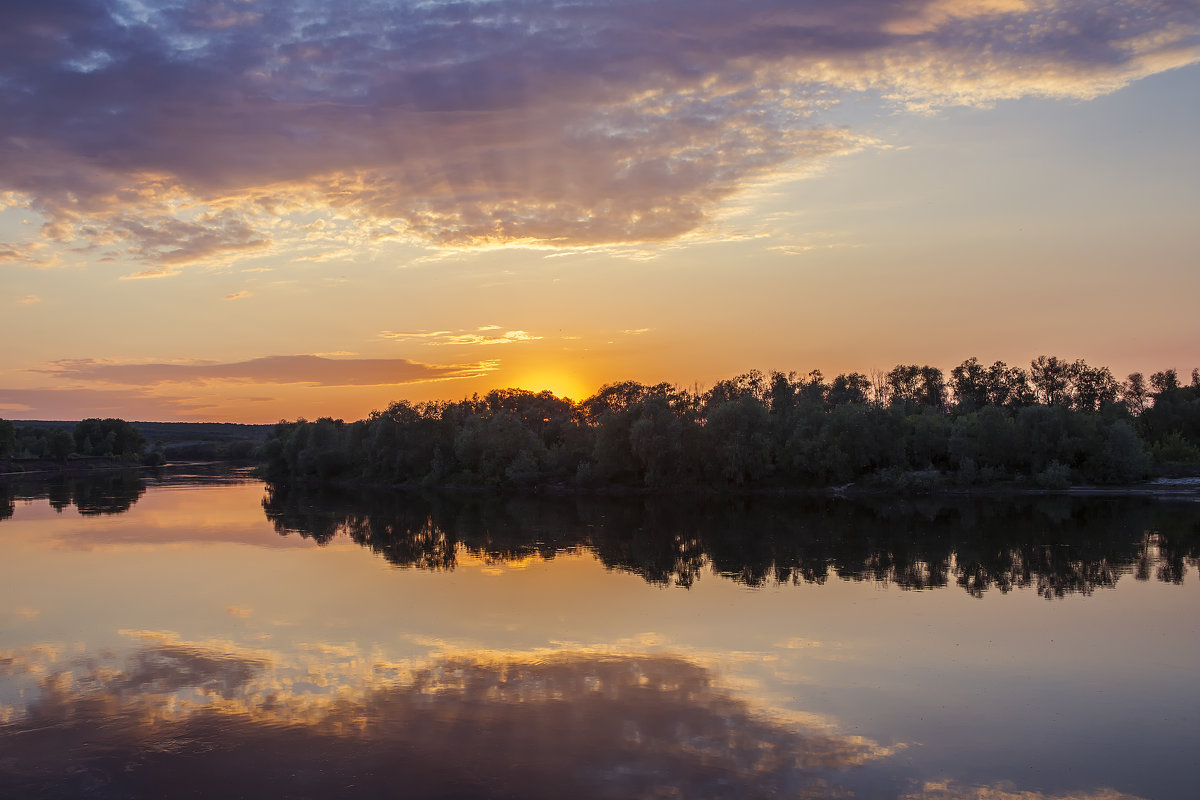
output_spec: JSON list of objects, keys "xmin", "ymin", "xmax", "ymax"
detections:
[
  {"xmin": 1, "ymin": 639, "xmax": 893, "ymax": 799},
  {"xmin": 0, "ymin": 465, "xmax": 270, "ymax": 526},
  {"xmin": 2, "ymin": 475, "xmax": 1192, "ymax": 798},
  {"xmin": 263, "ymin": 483, "xmax": 1200, "ymax": 597},
  {"xmin": 0, "ymin": 471, "xmax": 147, "ymax": 517}
]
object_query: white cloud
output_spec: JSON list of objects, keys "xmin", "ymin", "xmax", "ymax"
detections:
[{"xmin": 380, "ymin": 329, "xmax": 543, "ymax": 346}]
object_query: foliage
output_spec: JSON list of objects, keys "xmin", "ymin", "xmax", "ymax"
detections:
[
  {"xmin": 1, "ymin": 417, "xmax": 148, "ymax": 464},
  {"xmin": 0, "ymin": 418, "xmax": 14, "ymax": 458},
  {"xmin": 74, "ymin": 418, "xmax": 146, "ymax": 461}
]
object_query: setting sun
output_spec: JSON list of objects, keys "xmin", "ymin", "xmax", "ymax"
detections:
[
  {"xmin": 508, "ymin": 371, "xmax": 595, "ymax": 403},
  {"xmin": 1, "ymin": 3, "xmax": 1198, "ymax": 797}
]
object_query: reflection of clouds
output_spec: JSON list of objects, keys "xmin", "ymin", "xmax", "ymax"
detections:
[
  {"xmin": 902, "ymin": 779, "xmax": 1145, "ymax": 800},
  {"xmin": 46, "ymin": 523, "xmax": 310, "ymax": 552},
  {"xmin": 0, "ymin": 636, "xmax": 894, "ymax": 799},
  {"xmin": 776, "ymin": 637, "xmax": 828, "ymax": 651},
  {"xmin": 1, "ymin": 1, "xmax": 1195, "ymax": 262}
]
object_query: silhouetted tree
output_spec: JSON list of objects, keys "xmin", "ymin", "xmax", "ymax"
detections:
[
  {"xmin": 950, "ymin": 358, "xmax": 989, "ymax": 411},
  {"xmin": 0, "ymin": 418, "xmax": 14, "ymax": 458},
  {"xmin": 1030, "ymin": 355, "xmax": 1073, "ymax": 407},
  {"xmin": 827, "ymin": 372, "xmax": 871, "ymax": 407},
  {"xmin": 1150, "ymin": 369, "xmax": 1179, "ymax": 394},
  {"xmin": 1122, "ymin": 372, "xmax": 1150, "ymax": 415},
  {"xmin": 48, "ymin": 428, "xmax": 74, "ymax": 462},
  {"xmin": 1072, "ymin": 361, "xmax": 1118, "ymax": 412},
  {"xmin": 74, "ymin": 418, "xmax": 145, "ymax": 460}
]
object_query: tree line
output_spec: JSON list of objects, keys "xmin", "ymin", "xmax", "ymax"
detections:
[
  {"xmin": 261, "ymin": 356, "xmax": 1200, "ymax": 490},
  {"xmin": 0, "ymin": 418, "xmax": 151, "ymax": 464}
]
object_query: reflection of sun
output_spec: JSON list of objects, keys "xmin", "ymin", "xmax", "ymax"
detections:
[{"xmin": 510, "ymin": 371, "xmax": 593, "ymax": 402}]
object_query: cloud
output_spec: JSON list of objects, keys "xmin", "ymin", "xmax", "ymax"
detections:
[
  {"xmin": 225, "ymin": 290, "xmax": 251, "ymax": 300},
  {"xmin": 36, "ymin": 355, "xmax": 496, "ymax": 387},
  {"xmin": 17, "ymin": 295, "xmax": 42, "ymax": 305},
  {"xmin": 120, "ymin": 265, "xmax": 183, "ymax": 280},
  {"xmin": 0, "ymin": 387, "xmax": 208, "ymax": 420},
  {"xmin": 380, "ymin": 328, "xmax": 543, "ymax": 346},
  {"xmin": 0, "ymin": 0, "xmax": 1195, "ymax": 263},
  {"xmin": 0, "ymin": 241, "xmax": 54, "ymax": 267}
]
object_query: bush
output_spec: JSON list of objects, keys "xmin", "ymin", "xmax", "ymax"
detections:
[{"xmin": 1036, "ymin": 460, "xmax": 1072, "ymax": 489}]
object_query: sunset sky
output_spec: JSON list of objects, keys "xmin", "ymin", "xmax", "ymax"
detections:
[{"xmin": 2, "ymin": 0, "xmax": 1197, "ymax": 422}]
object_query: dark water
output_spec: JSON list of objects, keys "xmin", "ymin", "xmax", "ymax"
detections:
[{"xmin": 2, "ymin": 469, "xmax": 1198, "ymax": 799}]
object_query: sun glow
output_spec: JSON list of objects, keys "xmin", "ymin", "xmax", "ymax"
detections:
[{"xmin": 509, "ymin": 371, "xmax": 594, "ymax": 403}]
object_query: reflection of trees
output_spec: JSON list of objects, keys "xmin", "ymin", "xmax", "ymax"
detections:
[
  {"xmin": 0, "ymin": 471, "xmax": 147, "ymax": 517},
  {"xmin": 0, "ymin": 643, "xmax": 889, "ymax": 799},
  {"xmin": 263, "ymin": 484, "xmax": 1200, "ymax": 597}
]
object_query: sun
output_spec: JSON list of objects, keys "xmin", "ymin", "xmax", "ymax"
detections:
[{"xmin": 510, "ymin": 370, "xmax": 594, "ymax": 402}]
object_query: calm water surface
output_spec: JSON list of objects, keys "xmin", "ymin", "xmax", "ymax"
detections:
[{"xmin": 1, "ymin": 468, "xmax": 1198, "ymax": 799}]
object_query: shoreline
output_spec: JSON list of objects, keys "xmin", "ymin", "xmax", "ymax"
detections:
[
  {"xmin": 4, "ymin": 459, "xmax": 1198, "ymax": 501},
  {"xmin": 257, "ymin": 472, "xmax": 1200, "ymax": 501}
]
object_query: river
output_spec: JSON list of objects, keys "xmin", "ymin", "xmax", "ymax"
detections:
[{"xmin": 2, "ymin": 467, "xmax": 1197, "ymax": 799}]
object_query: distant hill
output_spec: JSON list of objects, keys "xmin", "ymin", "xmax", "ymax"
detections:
[
  {"xmin": 16, "ymin": 420, "xmax": 273, "ymax": 444},
  {"xmin": 13, "ymin": 420, "xmax": 273, "ymax": 461}
]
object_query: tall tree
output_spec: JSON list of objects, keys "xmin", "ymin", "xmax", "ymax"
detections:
[
  {"xmin": 48, "ymin": 428, "xmax": 74, "ymax": 462},
  {"xmin": 1071, "ymin": 361, "xmax": 1117, "ymax": 412},
  {"xmin": 1150, "ymin": 369, "xmax": 1179, "ymax": 394},
  {"xmin": 950, "ymin": 358, "xmax": 989, "ymax": 411},
  {"xmin": 828, "ymin": 373, "xmax": 871, "ymax": 407},
  {"xmin": 1121, "ymin": 373, "xmax": 1149, "ymax": 416},
  {"xmin": 0, "ymin": 418, "xmax": 14, "ymax": 457},
  {"xmin": 1030, "ymin": 356, "xmax": 1073, "ymax": 406}
]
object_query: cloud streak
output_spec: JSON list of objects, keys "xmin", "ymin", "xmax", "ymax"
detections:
[
  {"xmin": 379, "ymin": 328, "xmax": 543, "ymax": 346},
  {"xmin": 0, "ymin": 0, "xmax": 1196, "ymax": 264},
  {"xmin": 37, "ymin": 355, "xmax": 496, "ymax": 387}
]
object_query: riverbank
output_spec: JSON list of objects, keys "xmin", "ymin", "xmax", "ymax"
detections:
[
  {"xmin": 0, "ymin": 456, "xmax": 144, "ymax": 478},
  {"xmin": 255, "ymin": 467, "xmax": 1200, "ymax": 502},
  {"xmin": 5, "ymin": 456, "xmax": 1197, "ymax": 502}
]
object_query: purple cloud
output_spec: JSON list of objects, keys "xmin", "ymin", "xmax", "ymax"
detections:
[{"xmin": 0, "ymin": 0, "xmax": 1196, "ymax": 261}]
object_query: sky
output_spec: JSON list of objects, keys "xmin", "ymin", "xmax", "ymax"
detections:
[{"xmin": 1, "ymin": 0, "xmax": 1198, "ymax": 423}]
